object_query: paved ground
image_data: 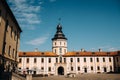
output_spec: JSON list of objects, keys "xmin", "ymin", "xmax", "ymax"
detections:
[{"xmin": 33, "ymin": 74, "xmax": 120, "ymax": 80}]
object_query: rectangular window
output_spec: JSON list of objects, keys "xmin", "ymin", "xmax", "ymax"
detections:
[
  {"xmin": 103, "ymin": 58, "xmax": 105, "ymax": 62},
  {"xmin": 41, "ymin": 67, "xmax": 44, "ymax": 70},
  {"xmin": 11, "ymin": 26, "xmax": 13, "ymax": 37},
  {"xmin": 8, "ymin": 46, "xmax": 11, "ymax": 56},
  {"xmin": 41, "ymin": 58, "xmax": 44, "ymax": 63},
  {"xmin": 60, "ymin": 48, "xmax": 62, "ymax": 53},
  {"xmin": 97, "ymin": 66, "xmax": 100, "ymax": 70},
  {"xmin": 110, "ymin": 66, "xmax": 112, "ymax": 71},
  {"xmin": 49, "ymin": 58, "xmax": 51, "ymax": 63},
  {"xmin": 60, "ymin": 56, "xmax": 62, "ymax": 63},
  {"xmin": 117, "ymin": 57, "xmax": 119, "ymax": 62},
  {"xmin": 34, "ymin": 58, "xmax": 37, "ymax": 63},
  {"xmin": 19, "ymin": 58, "xmax": 22, "ymax": 63},
  {"xmin": 109, "ymin": 58, "xmax": 111, "ymax": 62},
  {"xmin": 84, "ymin": 58, "xmax": 86, "ymax": 62},
  {"xmin": 12, "ymin": 49, "xmax": 15, "ymax": 58},
  {"xmin": 91, "ymin": 66, "xmax": 93, "ymax": 70},
  {"xmin": 71, "ymin": 67, "xmax": 73, "ymax": 71},
  {"xmin": 5, "ymin": 20, "xmax": 9, "ymax": 31},
  {"xmin": 27, "ymin": 58, "xmax": 29, "ymax": 63},
  {"xmin": 48, "ymin": 67, "xmax": 51, "ymax": 71},
  {"xmin": 64, "ymin": 58, "xmax": 66, "ymax": 63},
  {"xmin": 97, "ymin": 58, "xmax": 99, "ymax": 62},
  {"xmin": 0, "ymin": 10, "xmax": 1, "ymax": 25},
  {"xmin": 70, "ymin": 58, "xmax": 73, "ymax": 62},
  {"xmin": 90, "ymin": 58, "xmax": 93, "ymax": 62},
  {"xmin": 56, "ymin": 58, "xmax": 58, "ymax": 63},
  {"xmin": 78, "ymin": 67, "xmax": 80, "ymax": 71},
  {"xmin": 77, "ymin": 58, "xmax": 80, "ymax": 62},
  {"xmin": 14, "ymin": 31, "xmax": 16, "ymax": 40}
]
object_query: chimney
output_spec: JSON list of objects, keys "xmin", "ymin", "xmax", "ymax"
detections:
[
  {"xmin": 81, "ymin": 48, "xmax": 85, "ymax": 52},
  {"xmin": 99, "ymin": 49, "xmax": 102, "ymax": 52},
  {"xmin": 34, "ymin": 48, "xmax": 38, "ymax": 52}
]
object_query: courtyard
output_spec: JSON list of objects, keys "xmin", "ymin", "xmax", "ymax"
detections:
[{"xmin": 33, "ymin": 74, "xmax": 120, "ymax": 80}]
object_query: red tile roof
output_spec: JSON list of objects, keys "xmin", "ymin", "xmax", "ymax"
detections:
[
  {"xmin": 19, "ymin": 51, "xmax": 120, "ymax": 57},
  {"xmin": 19, "ymin": 52, "xmax": 58, "ymax": 57}
]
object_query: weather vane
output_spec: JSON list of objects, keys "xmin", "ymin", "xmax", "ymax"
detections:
[{"xmin": 58, "ymin": 18, "xmax": 61, "ymax": 24}]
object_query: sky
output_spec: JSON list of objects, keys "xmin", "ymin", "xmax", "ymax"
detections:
[{"xmin": 7, "ymin": 0, "xmax": 120, "ymax": 52}]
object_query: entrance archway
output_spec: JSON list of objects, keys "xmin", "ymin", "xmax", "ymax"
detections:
[{"xmin": 58, "ymin": 66, "xmax": 64, "ymax": 75}]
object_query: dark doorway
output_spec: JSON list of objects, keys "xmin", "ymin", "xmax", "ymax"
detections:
[
  {"xmin": 104, "ymin": 67, "xmax": 107, "ymax": 72},
  {"xmin": 58, "ymin": 66, "xmax": 64, "ymax": 75},
  {"xmin": 84, "ymin": 68, "xmax": 87, "ymax": 73}
]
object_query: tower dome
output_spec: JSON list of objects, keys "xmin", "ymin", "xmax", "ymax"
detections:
[{"xmin": 52, "ymin": 24, "xmax": 67, "ymax": 40}]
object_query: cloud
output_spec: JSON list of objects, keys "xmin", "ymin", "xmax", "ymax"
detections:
[
  {"xmin": 7, "ymin": 0, "xmax": 41, "ymax": 28},
  {"xmin": 26, "ymin": 36, "xmax": 49, "ymax": 46}
]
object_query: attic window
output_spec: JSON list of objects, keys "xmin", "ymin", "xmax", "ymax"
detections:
[
  {"xmin": 23, "ymin": 52, "xmax": 26, "ymax": 55},
  {"xmin": 92, "ymin": 52, "xmax": 95, "ymax": 54},
  {"xmin": 107, "ymin": 52, "xmax": 110, "ymax": 55},
  {"xmin": 41, "ymin": 52, "xmax": 44, "ymax": 55},
  {"xmin": 76, "ymin": 52, "xmax": 79, "ymax": 55}
]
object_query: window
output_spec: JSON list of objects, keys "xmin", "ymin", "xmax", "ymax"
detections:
[
  {"xmin": 14, "ymin": 31, "xmax": 16, "ymax": 40},
  {"xmin": 5, "ymin": 20, "xmax": 9, "ymax": 31},
  {"xmin": 91, "ymin": 66, "xmax": 93, "ymax": 70},
  {"xmin": 109, "ymin": 58, "xmax": 111, "ymax": 62},
  {"xmin": 41, "ymin": 58, "xmax": 44, "ymax": 63},
  {"xmin": 70, "ymin": 58, "xmax": 73, "ymax": 62},
  {"xmin": 34, "ymin": 58, "xmax": 37, "ymax": 63},
  {"xmin": 60, "ymin": 42, "xmax": 61, "ymax": 45},
  {"xmin": 110, "ymin": 66, "xmax": 112, "ymax": 71},
  {"xmin": 97, "ymin": 58, "xmax": 99, "ymax": 62},
  {"xmin": 12, "ymin": 49, "xmax": 15, "ymax": 58},
  {"xmin": 48, "ymin": 67, "xmax": 51, "ymax": 71},
  {"xmin": 11, "ymin": 26, "xmax": 13, "ymax": 37},
  {"xmin": 103, "ymin": 58, "xmax": 105, "ymax": 62},
  {"xmin": 0, "ymin": 10, "xmax": 1, "ymax": 24},
  {"xmin": 84, "ymin": 58, "xmax": 86, "ymax": 62},
  {"xmin": 90, "ymin": 58, "xmax": 93, "ymax": 62},
  {"xmin": 77, "ymin": 58, "xmax": 80, "ymax": 62},
  {"xmin": 60, "ymin": 56, "xmax": 62, "ymax": 63},
  {"xmin": 56, "ymin": 58, "xmax": 58, "ymax": 63},
  {"xmin": 41, "ymin": 67, "xmax": 44, "ymax": 70},
  {"xmin": 27, "ymin": 58, "xmax": 29, "ymax": 63},
  {"xmin": 8, "ymin": 45, "xmax": 11, "ymax": 56},
  {"xmin": 55, "ymin": 42, "xmax": 56, "ymax": 45},
  {"xmin": 55, "ymin": 49, "xmax": 56, "ymax": 53},
  {"xmin": 59, "ymin": 48, "xmax": 62, "ymax": 53},
  {"xmin": 71, "ymin": 67, "xmax": 73, "ymax": 71},
  {"xmin": 64, "ymin": 58, "xmax": 66, "ymax": 63},
  {"xmin": 78, "ymin": 67, "xmax": 80, "ymax": 71},
  {"xmin": 49, "ymin": 58, "xmax": 51, "ymax": 63},
  {"xmin": 97, "ymin": 66, "xmax": 100, "ymax": 70},
  {"xmin": 64, "ymin": 49, "xmax": 66, "ymax": 53},
  {"xmin": 117, "ymin": 57, "xmax": 119, "ymax": 62},
  {"xmin": 19, "ymin": 58, "xmax": 22, "ymax": 63}
]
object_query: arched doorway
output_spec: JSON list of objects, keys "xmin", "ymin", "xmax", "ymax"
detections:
[{"xmin": 58, "ymin": 66, "xmax": 64, "ymax": 75}]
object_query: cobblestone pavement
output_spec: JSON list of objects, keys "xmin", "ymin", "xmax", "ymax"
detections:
[{"xmin": 33, "ymin": 74, "xmax": 120, "ymax": 80}]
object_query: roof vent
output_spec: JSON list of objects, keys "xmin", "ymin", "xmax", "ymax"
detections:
[
  {"xmin": 99, "ymin": 49, "xmax": 102, "ymax": 52},
  {"xmin": 35, "ymin": 48, "xmax": 38, "ymax": 52},
  {"xmin": 81, "ymin": 48, "xmax": 85, "ymax": 52}
]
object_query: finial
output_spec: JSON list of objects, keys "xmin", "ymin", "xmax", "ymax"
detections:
[{"xmin": 58, "ymin": 18, "xmax": 61, "ymax": 24}]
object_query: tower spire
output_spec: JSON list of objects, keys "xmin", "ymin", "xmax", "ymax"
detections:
[{"xmin": 58, "ymin": 18, "xmax": 61, "ymax": 24}]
